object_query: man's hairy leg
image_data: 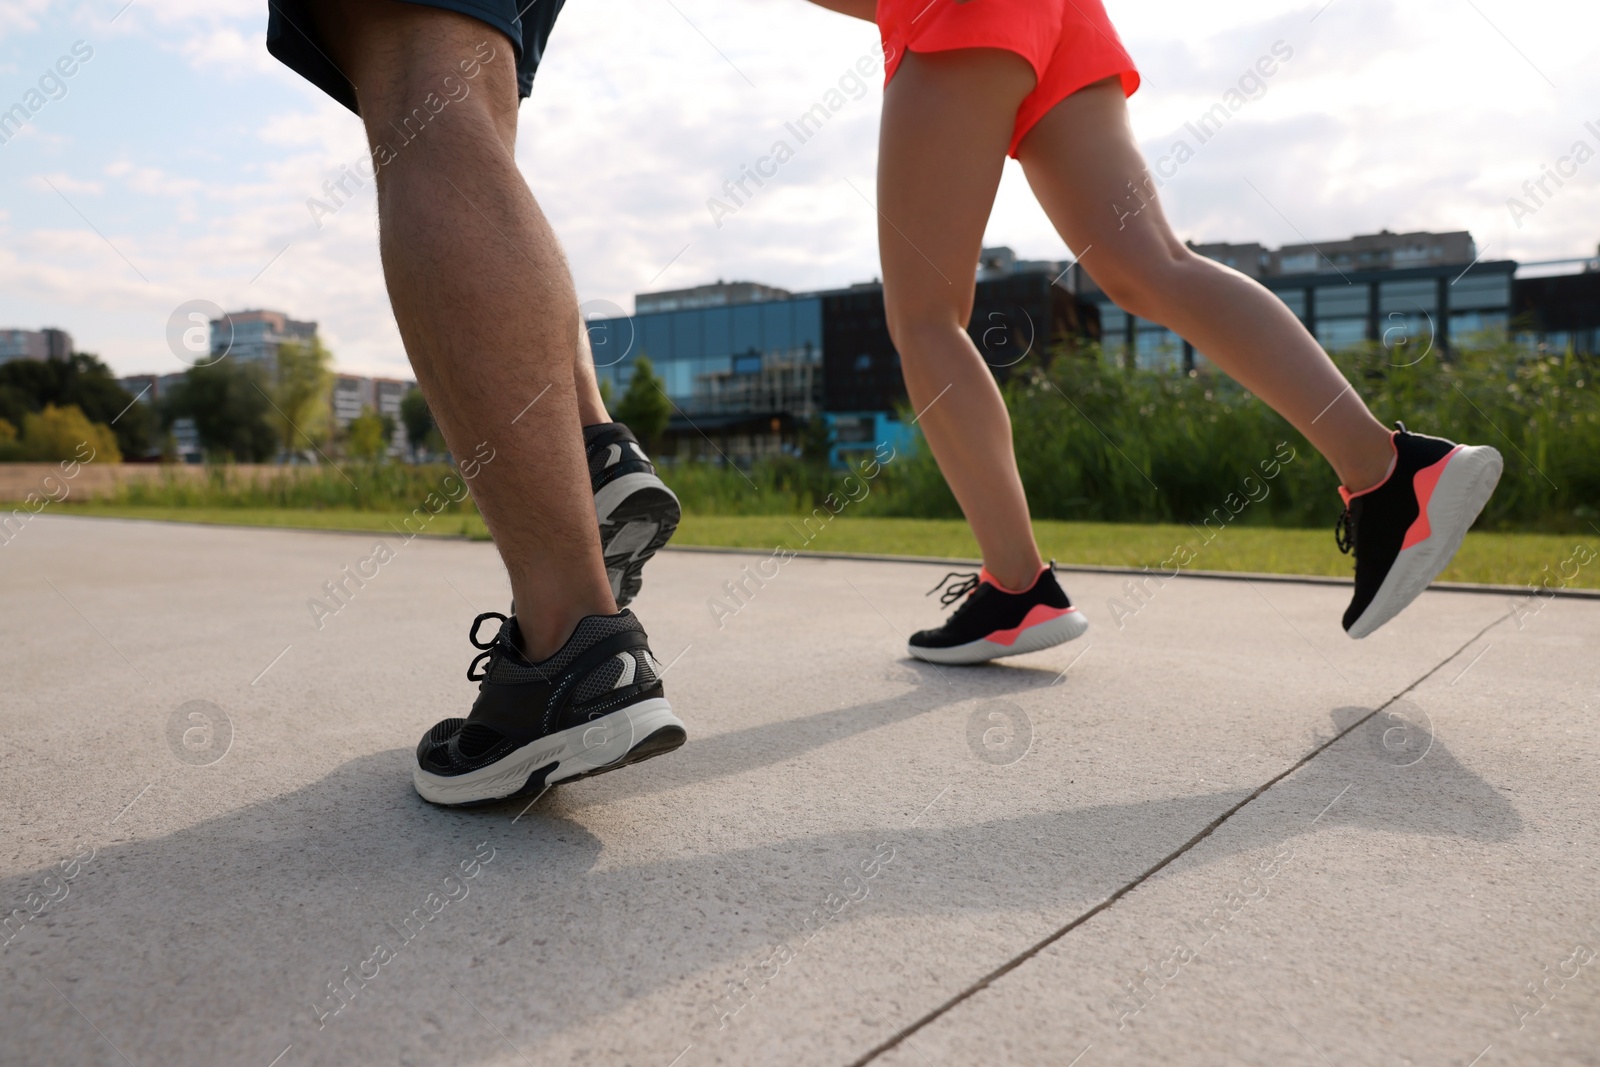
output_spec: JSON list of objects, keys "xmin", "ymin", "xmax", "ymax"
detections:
[{"xmin": 312, "ymin": 0, "xmax": 614, "ymax": 658}]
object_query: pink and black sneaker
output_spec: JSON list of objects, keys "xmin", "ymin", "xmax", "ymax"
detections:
[
  {"xmin": 1339, "ymin": 423, "xmax": 1503, "ymax": 639},
  {"xmin": 909, "ymin": 563, "xmax": 1089, "ymax": 665}
]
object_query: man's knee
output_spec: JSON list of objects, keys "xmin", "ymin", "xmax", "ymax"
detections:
[{"xmin": 315, "ymin": 2, "xmax": 517, "ymax": 136}]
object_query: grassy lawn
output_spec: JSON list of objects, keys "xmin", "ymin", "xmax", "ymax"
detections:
[
  {"xmin": 43, "ymin": 502, "xmax": 1599, "ymax": 590},
  {"xmin": 48, "ymin": 503, "xmax": 493, "ymax": 540}
]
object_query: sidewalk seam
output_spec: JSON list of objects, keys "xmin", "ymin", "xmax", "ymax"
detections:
[{"xmin": 844, "ymin": 609, "xmax": 1513, "ymax": 1067}]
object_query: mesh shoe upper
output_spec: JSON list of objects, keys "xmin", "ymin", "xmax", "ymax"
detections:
[
  {"xmin": 416, "ymin": 610, "xmax": 664, "ymax": 778},
  {"xmin": 911, "ymin": 566, "xmax": 1074, "ymax": 649},
  {"xmin": 1338, "ymin": 424, "xmax": 1459, "ymax": 631}
]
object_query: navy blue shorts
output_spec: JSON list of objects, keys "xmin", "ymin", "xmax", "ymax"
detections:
[{"xmin": 266, "ymin": 0, "xmax": 567, "ymax": 114}]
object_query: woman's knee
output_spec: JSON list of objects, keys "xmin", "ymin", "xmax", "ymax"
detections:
[
  {"xmin": 884, "ymin": 295, "xmax": 971, "ymax": 351},
  {"xmin": 1087, "ymin": 246, "xmax": 1196, "ymax": 322}
]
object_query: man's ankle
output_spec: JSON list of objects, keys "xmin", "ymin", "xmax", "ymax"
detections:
[{"xmin": 512, "ymin": 582, "xmax": 619, "ymax": 662}]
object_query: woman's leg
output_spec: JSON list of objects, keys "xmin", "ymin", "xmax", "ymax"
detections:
[
  {"xmin": 1015, "ymin": 80, "xmax": 1395, "ymax": 493},
  {"xmin": 879, "ymin": 48, "xmax": 1044, "ymax": 591}
]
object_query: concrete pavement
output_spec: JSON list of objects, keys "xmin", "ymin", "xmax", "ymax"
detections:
[{"xmin": 2, "ymin": 515, "xmax": 1596, "ymax": 1066}]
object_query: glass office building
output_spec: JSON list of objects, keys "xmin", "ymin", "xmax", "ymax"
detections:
[
  {"xmin": 576, "ymin": 237, "xmax": 1594, "ymax": 464},
  {"xmin": 586, "ymin": 297, "xmax": 823, "ymax": 413},
  {"xmin": 583, "ymin": 296, "xmax": 826, "ymax": 462},
  {"xmin": 582, "ymin": 268, "xmax": 1095, "ymax": 463},
  {"xmin": 1090, "ymin": 261, "xmax": 1519, "ymax": 371}
]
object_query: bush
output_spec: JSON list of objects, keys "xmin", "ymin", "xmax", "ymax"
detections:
[
  {"xmin": 19, "ymin": 404, "xmax": 121, "ymax": 463},
  {"xmin": 868, "ymin": 340, "xmax": 1599, "ymax": 532}
]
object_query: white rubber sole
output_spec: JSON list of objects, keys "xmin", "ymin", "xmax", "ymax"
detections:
[
  {"xmin": 595, "ymin": 471, "xmax": 681, "ymax": 605},
  {"xmin": 1346, "ymin": 444, "xmax": 1504, "ymax": 639},
  {"xmin": 907, "ymin": 609, "xmax": 1090, "ymax": 665},
  {"xmin": 412, "ymin": 698, "xmax": 683, "ymax": 806},
  {"xmin": 594, "ymin": 470, "xmax": 679, "ymax": 526}
]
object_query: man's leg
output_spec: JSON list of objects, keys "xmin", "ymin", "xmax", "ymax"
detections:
[
  {"xmin": 574, "ymin": 317, "xmax": 612, "ymax": 426},
  {"xmin": 312, "ymin": 0, "xmax": 611, "ymax": 658}
]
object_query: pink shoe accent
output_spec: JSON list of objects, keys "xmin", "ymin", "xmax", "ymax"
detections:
[
  {"xmin": 1400, "ymin": 445, "xmax": 1464, "ymax": 550},
  {"xmin": 1339, "ymin": 433, "xmax": 1401, "ymax": 506},
  {"xmin": 987, "ymin": 604, "xmax": 1075, "ymax": 647},
  {"xmin": 979, "ymin": 565, "xmax": 1048, "ymax": 596}
]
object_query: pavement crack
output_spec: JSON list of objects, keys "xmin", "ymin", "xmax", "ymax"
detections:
[{"xmin": 845, "ymin": 608, "xmax": 1513, "ymax": 1067}]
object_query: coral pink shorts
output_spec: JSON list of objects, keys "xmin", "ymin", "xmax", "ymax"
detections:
[{"xmin": 878, "ymin": 0, "xmax": 1140, "ymax": 157}]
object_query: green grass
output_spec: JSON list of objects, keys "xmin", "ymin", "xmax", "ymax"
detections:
[
  {"xmin": 44, "ymin": 503, "xmax": 1600, "ymax": 590},
  {"xmin": 49, "ymin": 503, "xmax": 493, "ymax": 540}
]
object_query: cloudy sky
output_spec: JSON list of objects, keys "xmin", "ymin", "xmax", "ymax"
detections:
[{"xmin": 1, "ymin": 0, "xmax": 1595, "ymax": 378}]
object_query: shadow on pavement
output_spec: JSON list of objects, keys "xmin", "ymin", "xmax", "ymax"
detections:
[{"xmin": 1, "ymin": 699, "xmax": 1519, "ymax": 1065}]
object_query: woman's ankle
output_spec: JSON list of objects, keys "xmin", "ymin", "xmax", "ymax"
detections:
[{"xmin": 982, "ymin": 557, "xmax": 1046, "ymax": 594}]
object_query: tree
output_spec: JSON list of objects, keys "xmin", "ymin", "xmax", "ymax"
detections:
[
  {"xmin": 613, "ymin": 355, "xmax": 671, "ymax": 454},
  {"xmin": 399, "ymin": 387, "xmax": 441, "ymax": 460},
  {"xmin": 346, "ymin": 407, "xmax": 394, "ymax": 462},
  {"xmin": 270, "ymin": 337, "xmax": 334, "ymax": 459},
  {"xmin": 0, "ymin": 352, "xmax": 148, "ymax": 457},
  {"xmin": 799, "ymin": 414, "xmax": 834, "ymax": 467},
  {"xmin": 20, "ymin": 404, "xmax": 121, "ymax": 463},
  {"xmin": 162, "ymin": 361, "xmax": 277, "ymax": 462}
]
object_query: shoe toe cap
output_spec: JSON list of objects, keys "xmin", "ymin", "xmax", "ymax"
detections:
[{"xmin": 416, "ymin": 717, "xmax": 466, "ymax": 770}]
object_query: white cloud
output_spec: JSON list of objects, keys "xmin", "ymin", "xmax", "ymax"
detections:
[
  {"xmin": 30, "ymin": 172, "xmax": 102, "ymax": 194},
  {"xmin": 0, "ymin": 0, "xmax": 51, "ymax": 41},
  {"xmin": 0, "ymin": 0, "xmax": 1597, "ymax": 376}
]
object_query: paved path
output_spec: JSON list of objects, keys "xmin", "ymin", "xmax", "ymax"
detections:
[{"xmin": 3, "ymin": 516, "xmax": 1597, "ymax": 1067}]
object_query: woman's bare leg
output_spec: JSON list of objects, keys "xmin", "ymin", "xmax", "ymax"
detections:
[
  {"xmin": 1016, "ymin": 79, "xmax": 1395, "ymax": 492},
  {"xmin": 878, "ymin": 49, "xmax": 1044, "ymax": 591}
]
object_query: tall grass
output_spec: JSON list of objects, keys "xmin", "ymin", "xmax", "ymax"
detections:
[
  {"xmin": 108, "ymin": 463, "xmax": 480, "ymax": 513},
  {"xmin": 86, "ymin": 341, "xmax": 1597, "ymax": 533},
  {"xmin": 864, "ymin": 341, "xmax": 1600, "ymax": 532}
]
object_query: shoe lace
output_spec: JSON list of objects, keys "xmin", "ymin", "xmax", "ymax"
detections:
[
  {"xmin": 927, "ymin": 570, "xmax": 981, "ymax": 609},
  {"xmin": 1335, "ymin": 508, "xmax": 1356, "ymax": 556},
  {"xmin": 466, "ymin": 611, "xmax": 513, "ymax": 681}
]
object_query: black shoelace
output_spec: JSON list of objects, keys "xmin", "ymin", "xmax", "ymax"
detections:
[
  {"xmin": 1335, "ymin": 508, "xmax": 1356, "ymax": 556},
  {"xmin": 465, "ymin": 611, "xmax": 513, "ymax": 680},
  {"xmin": 1337, "ymin": 419, "xmax": 1405, "ymax": 556},
  {"xmin": 927, "ymin": 570, "xmax": 981, "ymax": 608}
]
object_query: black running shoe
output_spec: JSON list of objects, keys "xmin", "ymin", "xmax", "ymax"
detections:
[
  {"xmin": 1339, "ymin": 423, "xmax": 1502, "ymax": 639},
  {"xmin": 908, "ymin": 563, "xmax": 1089, "ymax": 665},
  {"xmin": 586, "ymin": 422, "xmax": 680, "ymax": 608},
  {"xmin": 413, "ymin": 610, "xmax": 686, "ymax": 806}
]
